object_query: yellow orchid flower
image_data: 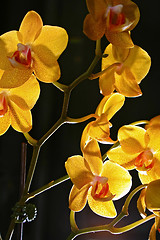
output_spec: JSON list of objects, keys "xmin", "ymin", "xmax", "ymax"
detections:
[
  {"xmin": 65, "ymin": 139, "xmax": 132, "ymax": 218},
  {"xmin": 83, "ymin": 0, "xmax": 140, "ymax": 48},
  {"xmin": 0, "ymin": 70, "xmax": 40, "ymax": 135},
  {"xmin": 99, "ymin": 44, "xmax": 151, "ymax": 97},
  {"xmin": 107, "ymin": 124, "xmax": 160, "ymax": 184},
  {"xmin": 0, "ymin": 11, "xmax": 68, "ymax": 88},
  {"xmin": 137, "ymin": 180, "xmax": 160, "ymax": 240},
  {"xmin": 81, "ymin": 93, "xmax": 125, "ymax": 150}
]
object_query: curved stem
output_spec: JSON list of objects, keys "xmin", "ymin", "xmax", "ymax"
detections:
[
  {"xmin": 70, "ymin": 211, "xmax": 79, "ymax": 232},
  {"xmin": 66, "ymin": 114, "xmax": 97, "ymax": 124},
  {"xmin": 23, "ymin": 146, "xmax": 40, "ymax": 195},
  {"xmin": 5, "ymin": 220, "xmax": 15, "ymax": 240},
  {"xmin": 110, "ymin": 214, "xmax": 155, "ymax": 234},
  {"xmin": 23, "ymin": 132, "xmax": 38, "ymax": 146}
]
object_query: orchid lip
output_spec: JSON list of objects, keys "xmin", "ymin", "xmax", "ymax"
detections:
[{"xmin": 8, "ymin": 43, "xmax": 33, "ymax": 69}]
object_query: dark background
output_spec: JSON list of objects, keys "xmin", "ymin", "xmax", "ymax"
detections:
[{"xmin": 0, "ymin": 1, "xmax": 159, "ymax": 239}]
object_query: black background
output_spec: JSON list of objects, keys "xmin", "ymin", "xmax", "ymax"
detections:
[{"xmin": 0, "ymin": 1, "xmax": 159, "ymax": 239}]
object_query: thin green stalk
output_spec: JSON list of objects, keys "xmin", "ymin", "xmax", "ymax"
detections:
[
  {"xmin": 70, "ymin": 211, "xmax": 79, "ymax": 232},
  {"xmin": 110, "ymin": 214, "xmax": 155, "ymax": 234},
  {"xmin": 38, "ymin": 117, "xmax": 65, "ymax": 147},
  {"xmin": 5, "ymin": 220, "xmax": 15, "ymax": 240},
  {"xmin": 26, "ymin": 175, "xmax": 70, "ymax": 201},
  {"xmin": 23, "ymin": 146, "xmax": 40, "ymax": 195}
]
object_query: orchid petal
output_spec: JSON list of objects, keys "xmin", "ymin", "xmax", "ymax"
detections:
[
  {"xmin": 107, "ymin": 145, "xmax": 138, "ymax": 170},
  {"xmin": 65, "ymin": 156, "xmax": 94, "ymax": 189},
  {"xmin": 101, "ymin": 161, "xmax": 132, "ymax": 200},
  {"xmin": 88, "ymin": 188, "xmax": 117, "ymax": 218},
  {"xmin": 0, "ymin": 31, "xmax": 21, "ymax": 70},
  {"xmin": 83, "ymin": 139, "xmax": 103, "ymax": 175},
  {"xmin": 19, "ymin": 11, "xmax": 43, "ymax": 44},
  {"xmin": 124, "ymin": 45, "xmax": 151, "ymax": 84},
  {"xmin": 0, "ymin": 109, "xmax": 11, "ymax": 135},
  {"xmin": 33, "ymin": 26, "xmax": 68, "ymax": 60},
  {"xmin": 9, "ymin": 75, "xmax": 40, "ymax": 110},
  {"xmin": 118, "ymin": 125, "xmax": 146, "ymax": 154},
  {"xmin": 114, "ymin": 69, "xmax": 142, "ymax": 97},
  {"xmin": 9, "ymin": 101, "xmax": 32, "ymax": 133},
  {"xmin": 69, "ymin": 184, "xmax": 90, "ymax": 212}
]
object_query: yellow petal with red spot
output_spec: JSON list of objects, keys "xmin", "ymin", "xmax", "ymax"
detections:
[
  {"xmin": 9, "ymin": 75, "xmax": 40, "ymax": 110},
  {"xmin": 145, "ymin": 179, "xmax": 160, "ymax": 211},
  {"xmin": 101, "ymin": 161, "xmax": 132, "ymax": 200},
  {"xmin": 83, "ymin": 139, "xmax": 103, "ymax": 175},
  {"xmin": 0, "ymin": 109, "xmax": 11, "ymax": 135},
  {"xmin": 0, "ymin": 31, "xmax": 21, "ymax": 70},
  {"xmin": 69, "ymin": 184, "xmax": 90, "ymax": 212},
  {"xmin": 87, "ymin": 187, "xmax": 117, "ymax": 218},
  {"xmin": 107, "ymin": 145, "xmax": 138, "ymax": 170},
  {"xmin": 139, "ymin": 154, "xmax": 160, "ymax": 184},
  {"xmin": 118, "ymin": 125, "xmax": 146, "ymax": 154},
  {"xmin": 9, "ymin": 101, "xmax": 32, "ymax": 133},
  {"xmin": 124, "ymin": 45, "xmax": 151, "ymax": 84},
  {"xmin": 65, "ymin": 155, "xmax": 94, "ymax": 189},
  {"xmin": 146, "ymin": 126, "xmax": 160, "ymax": 152},
  {"xmin": 33, "ymin": 26, "xmax": 68, "ymax": 60},
  {"xmin": 19, "ymin": 11, "xmax": 43, "ymax": 44},
  {"xmin": 114, "ymin": 69, "xmax": 142, "ymax": 97},
  {"xmin": 0, "ymin": 68, "xmax": 32, "ymax": 88}
]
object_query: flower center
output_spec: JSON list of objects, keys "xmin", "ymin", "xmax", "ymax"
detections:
[
  {"xmin": 91, "ymin": 176, "xmax": 115, "ymax": 201},
  {"xmin": 8, "ymin": 43, "xmax": 33, "ymax": 69},
  {"xmin": 134, "ymin": 149, "xmax": 154, "ymax": 172},
  {"xmin": 0, "ymin": 93, "xmax": 8, "ymax": 117},
  {"xmin": 107, "ymin": 4, "xmax": 125, "ymax": 31}
]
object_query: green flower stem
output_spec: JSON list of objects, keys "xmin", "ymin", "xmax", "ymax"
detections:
[
  {"xmin": 38, "ymin": 118, "xmax": 65, "ymax": 147},
  {"xmin": 110, "ymin": 214, "xmax": 155, "ymax": 234},
  {"xmin": 23, "ymin": 146, "xmax": 40, "ymax": 195},
  {"xmin": 5, "ymin": 219, "xmax": 15, "ymax": 240},
  {"xmin": 26, "ymin": 175, "xmax": 70, "ymax": 201},
  {"xmin": 23, "ymin": 132, "xmax": 38, "ymax": 146},
  {"xmin": 70, "ymin": 211, "xmax": 79, "ymax": 232},
  {"xmin": 122, "ymin": 184, "xmax": 148, "ymax": 215},
  {"xmin": 52, "ymin": 81, "xmax": 68, "ymax": 92},
  {"xmin": 89, "ymin": 63, "xmax": 120, "ymax": 80}
]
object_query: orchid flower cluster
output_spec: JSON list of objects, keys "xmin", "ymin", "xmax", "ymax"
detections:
[{"xmin": 0, "ymin": 1, "xmax": 159, "ymax": 240}]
